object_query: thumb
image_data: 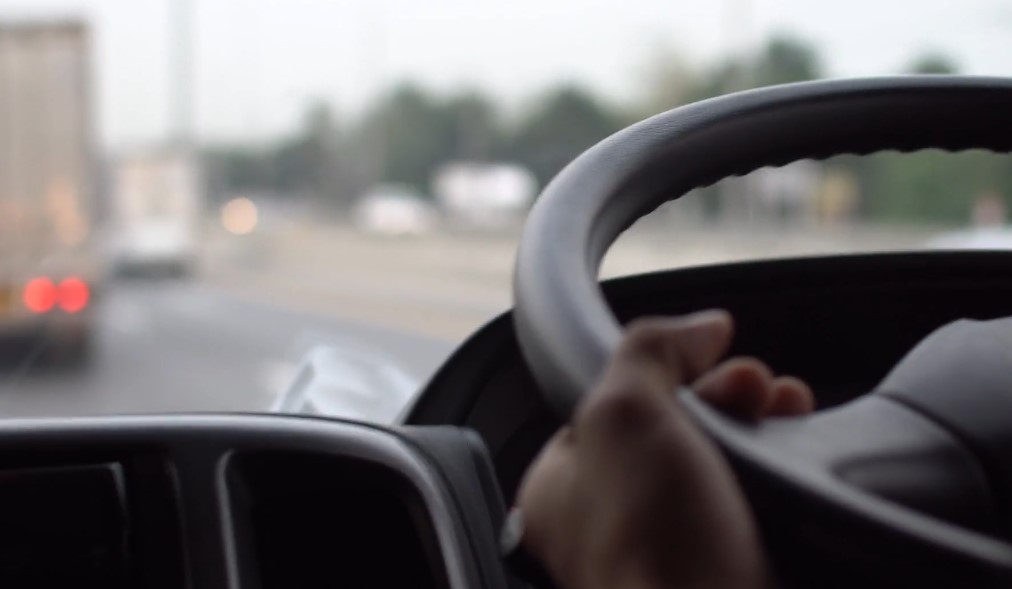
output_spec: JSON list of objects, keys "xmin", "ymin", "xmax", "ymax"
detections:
[
  {"xmin": 665, "ymin": 310, "xmax": 735, "ymax": 381},
  {"xmin": 605, "ymin": 310, "xmax": 734, "ymax": 397}
]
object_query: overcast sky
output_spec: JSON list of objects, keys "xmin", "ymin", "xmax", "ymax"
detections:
[{"xmin": 6, "ymin": 0, "xmax": 1012, "ymax": 147}]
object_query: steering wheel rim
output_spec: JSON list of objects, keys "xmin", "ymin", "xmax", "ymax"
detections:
[
  {"xmin": 512, "ymin": 76, "xmax": 1012, "ymax": 584},
  {"xmin": 514, "ymin": 75, "xmax": 1012, "ymax": 415}
]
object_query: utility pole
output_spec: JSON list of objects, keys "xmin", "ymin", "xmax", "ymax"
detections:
[
  {"xmin": 170, "ymin": 0, "xmax": 194, "ymax": 150},
  {"xmin": 360, "ymin": 5, "xmax": 387, "ymax": 195},
  {"xmin": 168, "ymin": 0, "xmax": 202, "ymax": 219},
  {"xmin": 719, "ymin": 0, "xmax": 754, "ymax": 222},
  {"xmin": 722, "ymin": 0, "xmax": 754, "ymax": 88}
]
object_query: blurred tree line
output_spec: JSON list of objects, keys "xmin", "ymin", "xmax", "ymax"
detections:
[{"xmin": 203, "ymin": 36, "xmax": 1012, "ymax": 225}]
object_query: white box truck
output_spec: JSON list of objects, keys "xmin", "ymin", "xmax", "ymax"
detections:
[
  {"xmin": 0, "ymin": 20, "xmax": 99, "ymax": 364},
  {"xmin": 109, "ymin": 149, "xmax": 200, "ymax": 277}
]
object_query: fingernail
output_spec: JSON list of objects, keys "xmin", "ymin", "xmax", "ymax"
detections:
[
  {"xmin": 676, "ymin": 310, "xmax": 732, "ymax": 349},
  {"xmin": 681, "ymin": 309, "xmax": 731, "ymax": 327}
]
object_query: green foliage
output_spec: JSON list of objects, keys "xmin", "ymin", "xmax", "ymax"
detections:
[
  {"xmin": 754, "ymin": 36, "xmax": 822, "ymax": 86},
  {"xmin": 360, "ymin": 85, "xmax": 453, "ymax": 191},
  {"xmin": 908, "ymin": 53, "xmax": 960, "ymax": 75},
  {"xmin": 505, "ymin": 86, "xmax": 625, "ymax": 187},
  {"xmin": 202, "ymin": 100, "xmax": 343, "ymax": 205},
  {"xmin": 688, "ymin": 34, "xmax": 822, "ymax": 101},
  {"xmin": 444, "ymin": 92, "xmax": 500, "ymax": 161},
  {"xmin": 339, "ymin": 84, "xmax": 503, "ymax": 195},
  {"xmin": 203, "ymin": 148, "xmax": 270, "ymax": 196},
  {"xmin": 854, "ymin": 151, "xmax": 1012, "ymax": 223},
  {"xmin": 636, "ymin": 47, "xmax": 698, "ymax": 114}
]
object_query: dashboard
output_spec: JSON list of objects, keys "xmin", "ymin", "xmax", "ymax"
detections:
[
  {"xmin": 409, "ymin": 251, "xmax": 1012, "ymax": 503},
  {"xmin": 0, "ymin": 415, "xmax": 514, "ymax": 589}
]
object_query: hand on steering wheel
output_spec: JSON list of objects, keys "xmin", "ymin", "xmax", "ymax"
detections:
[{"xmin": 517, "ymin": 310, "xmax": 814, "ymax": 589}]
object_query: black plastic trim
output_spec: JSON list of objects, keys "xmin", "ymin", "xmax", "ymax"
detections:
[{"xmin": 0, "ymin": 414, "xmax": 481, "ymax": 589}]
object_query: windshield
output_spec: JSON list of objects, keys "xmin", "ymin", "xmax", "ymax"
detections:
[{"xmin": 0, "ymin": 0, "xmax": 1008, "ymax": 422}]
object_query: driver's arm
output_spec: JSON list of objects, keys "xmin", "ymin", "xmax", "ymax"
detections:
[{"xmin": 516, "ymin": 310, "xmax": 814, "ymax": 589}]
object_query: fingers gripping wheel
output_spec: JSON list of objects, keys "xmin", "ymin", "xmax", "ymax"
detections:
[{"xmin": 512, "ymin": 77, "xmax": 1012, "ymax": 586}]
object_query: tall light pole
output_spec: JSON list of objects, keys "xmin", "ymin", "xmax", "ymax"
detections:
[
  {"xmin": 360, "ymin": 5, "xmax": 387, "ymax": 193},
  {"xmin": 170, "ymin": 0, "xmax": 194, "ymax": 150},
  {"xmin": 722, "ymin": 0, "xmax": 754, "ymax": 91},
  {"xmin": 720, "ymin": 0, "xmax": 755, "ymax": 221}
]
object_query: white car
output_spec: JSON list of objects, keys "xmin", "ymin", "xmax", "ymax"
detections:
[
  {"xmin": 925, "ymin": 226, "xmax": 1012, "ymax": 250},
  {"xmin": 353, "ymin": 186, "xmax": 439, "ymax": 236}
]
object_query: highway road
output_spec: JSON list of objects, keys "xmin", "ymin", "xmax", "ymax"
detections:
[
  {"xmin": 0, "ymin": 279, "xmax": 457, "ymax": 419},
  {"xmin": 0, "ymin": 220, "xmax": 932, "ymax": 420}
]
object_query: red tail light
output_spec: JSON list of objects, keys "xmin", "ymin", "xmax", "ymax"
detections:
[
  {"xmin": 58, "ymin": 277, "xmax": 90, "ymax": 313},
  {"xmin": 23, "ymin": 278, "xmax": 57, "ymax": 313}
]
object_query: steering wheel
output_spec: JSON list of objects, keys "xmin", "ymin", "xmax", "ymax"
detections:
[{"xmin": 513, "ymin": 77, "xmax": 1012, "ymax": 587}]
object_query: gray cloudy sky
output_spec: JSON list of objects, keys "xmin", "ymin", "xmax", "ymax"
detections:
[{"xmin": 6, "ymin": 0, "xmax": 1012, "ymax": 147}]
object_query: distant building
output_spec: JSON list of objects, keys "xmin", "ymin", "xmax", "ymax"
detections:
[{"xmin": 432, "ymin": 162, "xmax": 537, "ymax": 227}]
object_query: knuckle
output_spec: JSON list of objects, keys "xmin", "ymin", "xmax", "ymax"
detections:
[
  {"xmin": 622, "ymin": 319, "xmax": 674, "ymax": 361},
  {"xmin": 580, "ymin": 383, "xmax": 662, "ymax": 434},
  {"xmin": 619, "ymin": 318, "xmax": 688, "ymax": 385},
  {"xmin": 624, "ymin": 318, "xmax": 667, "ymax": 344}
]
